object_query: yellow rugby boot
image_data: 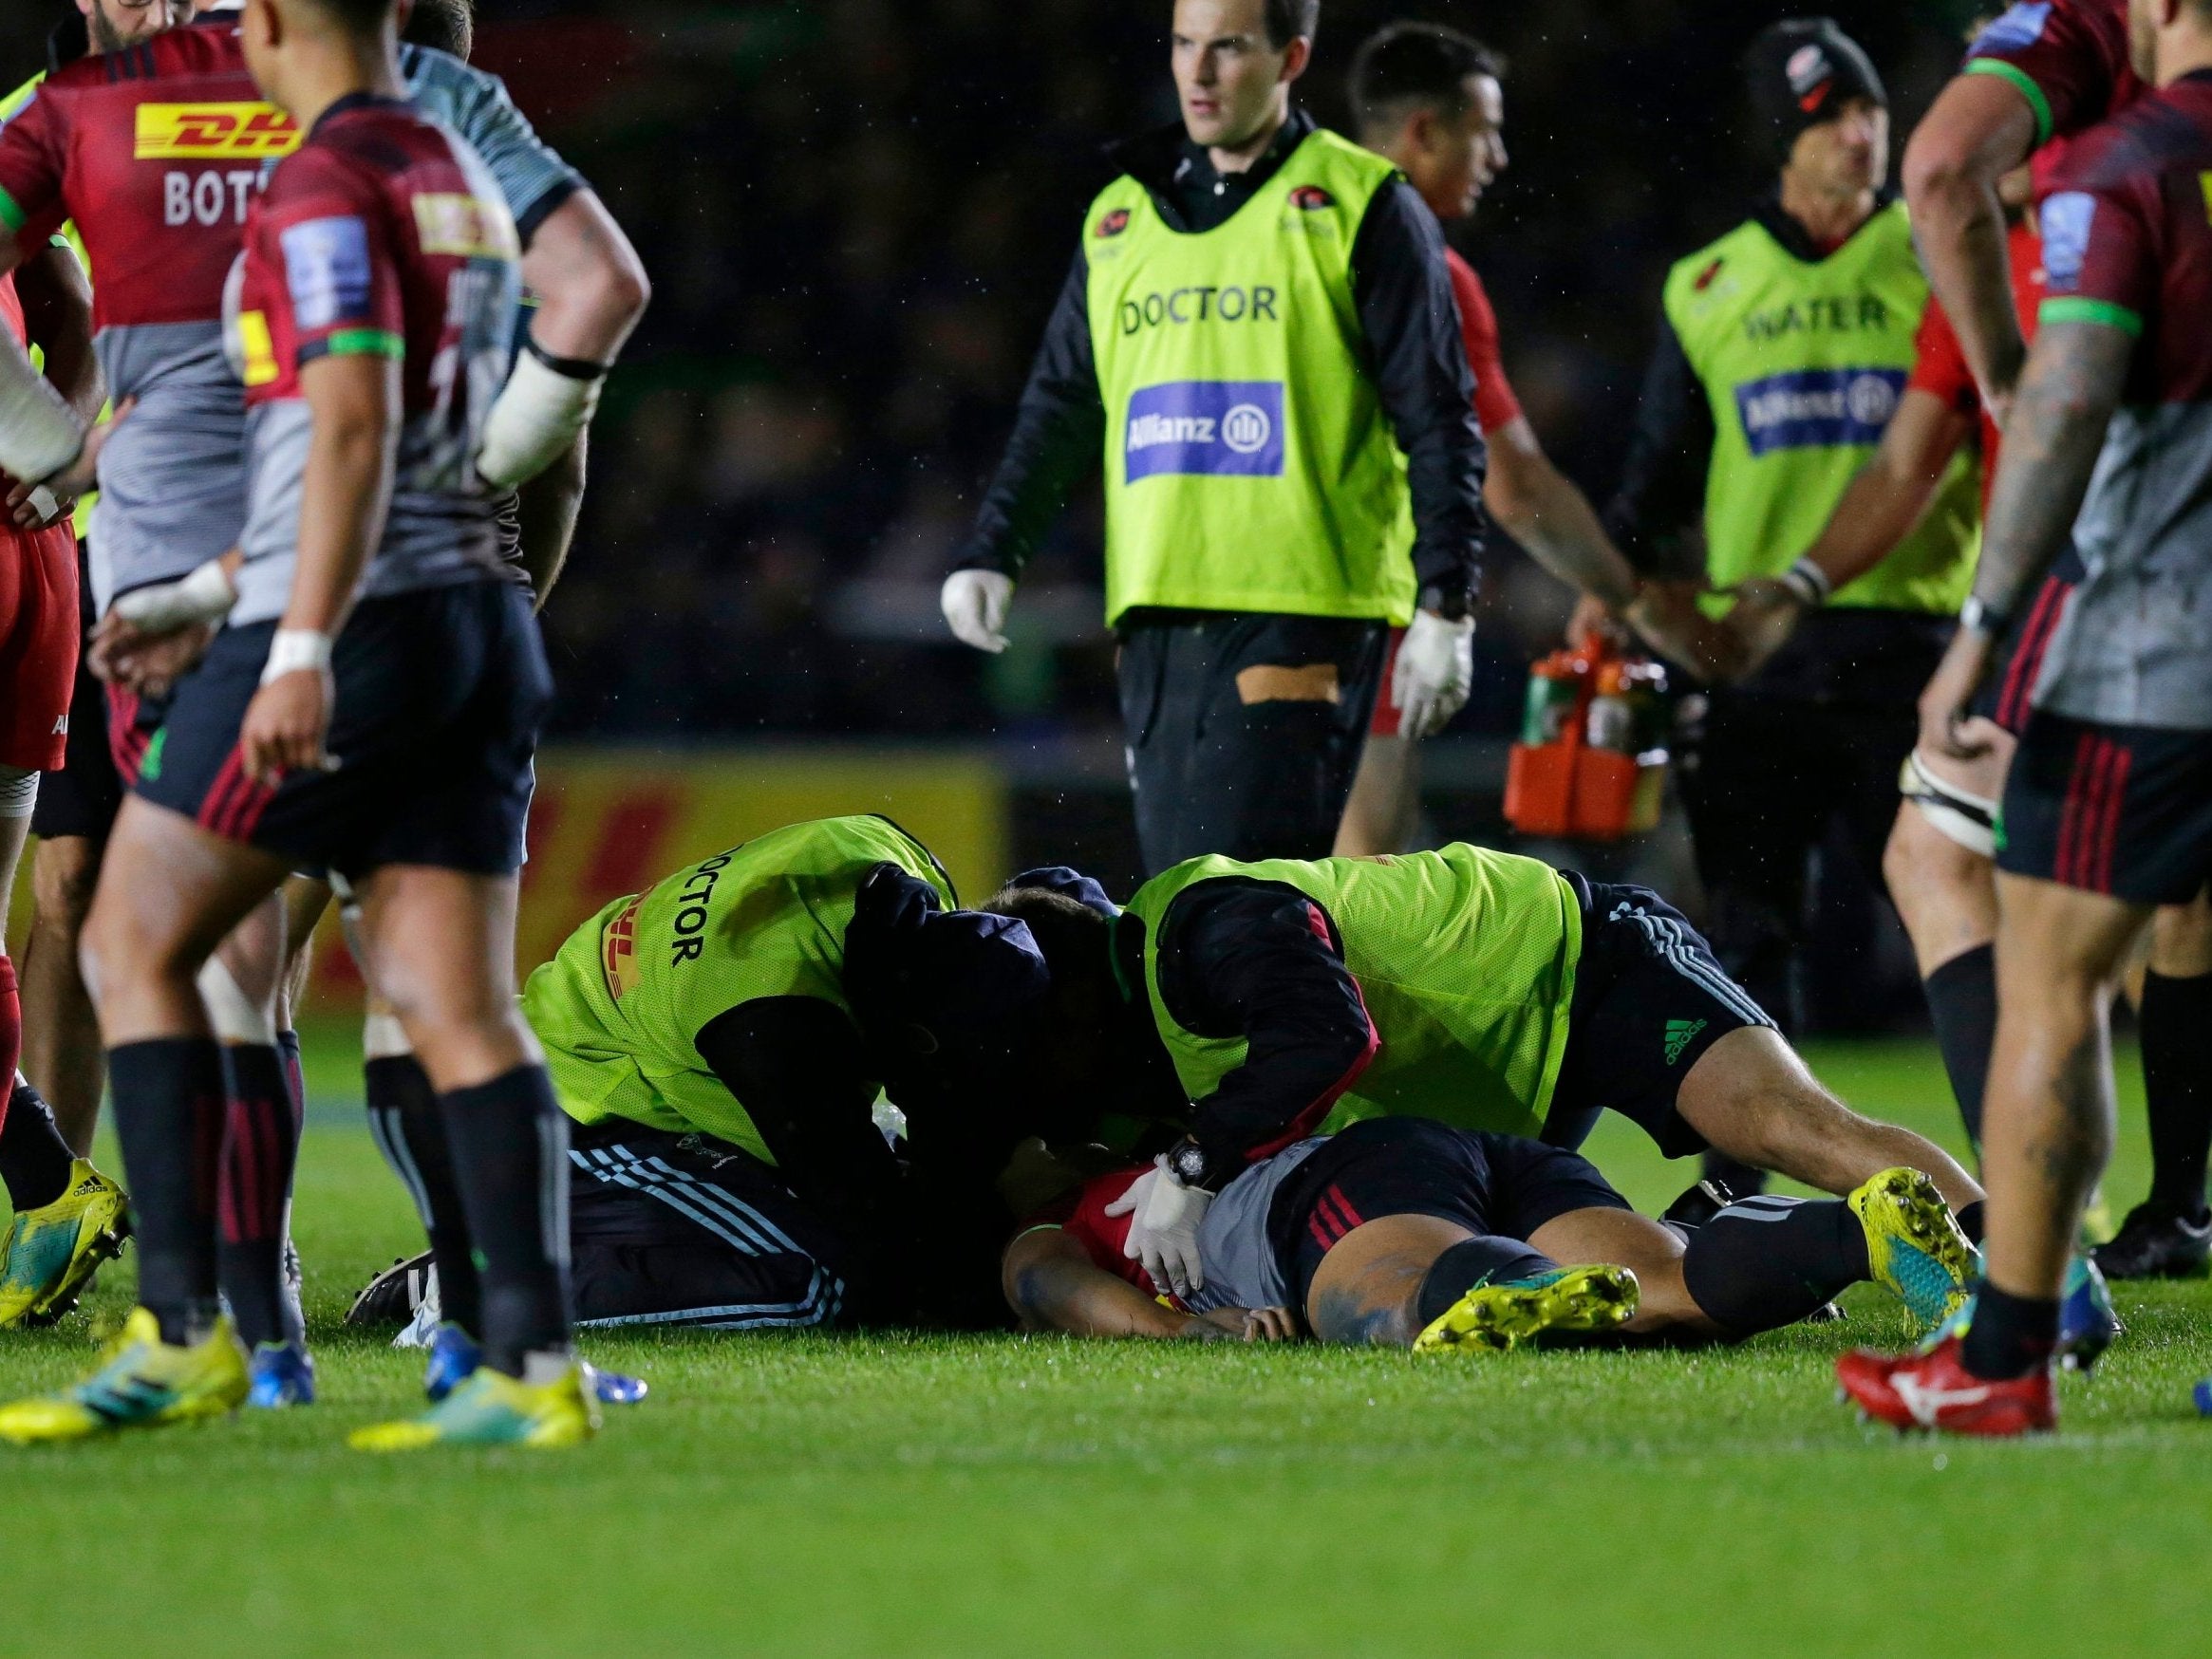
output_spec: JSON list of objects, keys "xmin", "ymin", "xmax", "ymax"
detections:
[
  {"xmin": 349, "ymin": 1361, "xmax": 598, "ymax": 1452},
  {"xmin": 0, "ymin": 1308, "xmax": 249, "ymax": 1445},
  {"xmin": 0, "ymin": 1161, "xmax": 132, "ymax": 1329},
  {"xmin": 1413, "ymin": 1263, "xmax": 1640, "ymax": 1355},
  {"xmin": 1848, "ymin": 1166, "xmax": 1978, "ymax": 1333}
]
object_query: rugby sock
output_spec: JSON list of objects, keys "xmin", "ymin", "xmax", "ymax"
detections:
[
  {"xmin": 1680, "ymin": 1195, "xmax": 1869, "ymax": 1338},
  {"xmin": 275, "ymin": 1028, "xmax": 308, "ymax": 1346},
  {"xmin": 0, "ymin": 1075, "xmax": 76, "ymax": 1212},
  {"xmin": 1415, "ymin": 1237, "xmax": 1562, "ymax": 1328},
  {"xmin": 108, "ymin": 1038, "xmax": 227, "ymax": 1345},
  {"xmin": 2139, "ymin": 971, "xmax": 2212, "ymax": 1220},
  {"xmin": 1923, "ymin": 944, "xmax": 1997, "ymax": 1149},
  {"xmin": 1960, "ymin": 1281, "xmax": 2057, "ymax": 1381},
  {"xmin": 437, "ymin": 1065, "xmax": 571, "ymax": 1376},
  {"xmin": 365, "ymin": 1053, "xmax": 484, "ymax": 1339},
  {"xmin": 0, "ymin": 956, "xmax": 16, "ymax": 1146},
  {"xmin": 215, "ymin": 1043, "xmax": 298, "ymax": 1351}
]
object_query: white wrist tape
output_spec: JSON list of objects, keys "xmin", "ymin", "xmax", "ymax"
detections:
[
  {"xmin": 113, "ymin": 557, "xmax": 239, "ymax": 632},
  {"xmin": 476, "ymin": 349, "xmax": 601, "ymax": 490},
  {"xmin": 0, "ymin": 346, "xmax": 84, "ymax": 486},
  {"xmin": 260, "ymin": 629, "xmax": 333, "ymax": 686},
  {"xmin": 26, "ymin": 484, "xmax": 62, "ymax": 524}
]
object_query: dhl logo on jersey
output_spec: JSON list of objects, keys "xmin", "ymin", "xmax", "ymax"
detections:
[
  {"xmin": 234, "ymin": 309, "xmax": 278, "ymax": 388},
  {"xmin": 600, "ymin": 894, "xmax": 645, "ymax": 1001},
  {"xmin": 412, "ymin": 194, "xmax": 519, "ymax": 261},
  {"xmin": 134, "ymin": 103, "xmax": 300, "ymax": 160}
]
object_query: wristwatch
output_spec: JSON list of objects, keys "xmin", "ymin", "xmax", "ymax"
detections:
[
  {"xmin": 1416, "ymin": 582, "xmax": 1472, "ymax": 624},
  {"xmin": 1165, "ymin": 1136, "xmax": 1218, "ymax": 1193},
  {"xmin": 1959, "ymin": 594, "xmax": 2009, "ymax": 639}
]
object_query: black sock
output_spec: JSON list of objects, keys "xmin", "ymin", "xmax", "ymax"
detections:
[
  {"xmin": 1960, "ymin": 1281, "xmax": 2058, "ymax": 1380},
  {"xmin": 1955, "ymin": 1201, "xmax": 1986, "ymax": 1245},
  {"xmin": 2139, "ymin": 970, "xmax": 2212, "ymax": 1220},
  {"xmin": 215, "ymin": 1043, "xmax": 299, "ymax": 1351},
  {"xmin": 437, "ymin": 1065, "xmax": 571, "ymax": 1376},
  {"xmin": 1700, "ymin": 1151, "xmax": 1769, "ymax": 1201},
  {"xmin": 108, "ymin": 1038, "xmax": 227, "ymax": 1345},
  {"xmin": 1924, "ymin": 944, "xmax": 1997, "ymax": 1151},
  {"xmin": 0, "ymin": 1076, "xmax": 76, "ymax": 1212},
  {"xmin": 365, "ymin": 1053, "xmax": 484, "ymax": 1340},
  {"xmin": 1680, "ymin": 1195, "xmax": 1870, "ymax": 1338},
  {"xmin": 1415, "ymin": 1236, "xmax": 1561, "ymax": 1328},
  {"xmin": 275, "ymin": 1028, "xmax": 305, "ymax": 1128}
]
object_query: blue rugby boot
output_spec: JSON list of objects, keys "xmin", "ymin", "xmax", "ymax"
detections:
[
  {"xmin": 2057, "ymin": 1255, "xmax": 2122, "ymax": 1373},
  {"xmin": 246, "ymin": 1340, "xmax": 317, "ymax": 1408},
  {"xmin": 424, "ymin": 1323, "xmax": 645, "ymax": 1407}
]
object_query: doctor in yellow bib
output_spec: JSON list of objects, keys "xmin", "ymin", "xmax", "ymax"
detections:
[{"xmin": 943, "ymin": 0, "xmax": 1490, "ymax": 874}]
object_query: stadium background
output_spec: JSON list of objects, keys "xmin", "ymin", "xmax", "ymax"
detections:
[{"xmin": 2, "ymin": 0, "xmax": 1996, "ymax": 1016}]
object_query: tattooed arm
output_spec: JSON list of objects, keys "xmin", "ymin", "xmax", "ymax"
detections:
[{"xmin": 1918, "ymin": 319, "xmax": 2134, "ymax": 761}]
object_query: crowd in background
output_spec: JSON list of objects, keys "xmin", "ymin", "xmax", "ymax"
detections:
[{"xmin": 0, "ymin": 0, "xmax": 1983, "ymax": 742}]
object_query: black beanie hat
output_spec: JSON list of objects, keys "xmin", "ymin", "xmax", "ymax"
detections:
[{"xmin": 1745, "ymin": 18, "xmax": 1886, "ymax": 163}]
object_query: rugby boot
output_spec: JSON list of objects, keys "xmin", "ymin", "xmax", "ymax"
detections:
[
  {"xmin": 346, "ymin": 1250, "xmax": 436, "ymax": 1331},
  {"xmin": 1412, "ymin": 1264, "xmax": 1640, "ymax": 1355},
  {"xmin": 2057, "ymin": 1256, "xmax": 2122, "ymax": 1373},
  {"xmin": 1836, "ymin": 1334, "xmax": 2055, "ymax": 1437},
  {"xmin": 0, "ymin": 1308, "xmax": 249, "ymax": 1445},
  {"xmin": 349, "ymin": 1361, "xmax": 599, "ymax": 1452},
  {"xmin": 2090, "ymin": 1200, "xmax": 2211, "ymax": 1281},
  {"xmin": 0, "ymin": 1161, "xmax": 132, "ymax": 1328},
  {"xmin": 425, "ymin": 1323, "xmax": 645, "ymax": 1407},
  {"xmin": 1847, "ymin": 1166, "xmax": 1977, "ymax": 1333},
  {"xmin": 246, "ymin": 1340, "xmax": 317, "ymax": 1408}
]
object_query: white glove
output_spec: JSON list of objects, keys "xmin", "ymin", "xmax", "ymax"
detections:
[
  {"xmin": 477, "ymin": 348, "xmax": 604, "ymax": 491},
  {"xmin": 1104, "ymin": 1156, "xmax": 1213, "ymax": 1299},
  {"xmin": 1393, "ymin": 607, "xmax": 1476, "ymax": 739},
  {"xmin": 111, "ymin": 556, "xmax": 238, "ymax": 633},
  {"xmin": 940, "ymin": 569, "xmax": 1014, "ymax": 654}
]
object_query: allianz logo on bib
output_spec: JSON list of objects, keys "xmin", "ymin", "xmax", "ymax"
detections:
[
  {"xmin": 1125, "ymin": 382, "xmax": 1285, "ymax": 480},
  {"xmin": 1734, "ymin": 367, "xmax": 1904, "ymax": 457}
]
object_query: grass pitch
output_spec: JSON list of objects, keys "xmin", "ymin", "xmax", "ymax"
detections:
[{"xmin": 4, "ymin": 1030, "xmax": 2210, "ymax": 1657}]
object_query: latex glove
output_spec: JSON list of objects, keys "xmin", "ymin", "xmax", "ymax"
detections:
[
  {"xmin": 1392, "ymin": 607, "xmax": 1476, "ymax": 739},
  {"xmin": 1104, "ymin": 1157, "xmax": 1212, "ymax": 1299},
  {"xmin": 940, "ymin": 569, "xmax": 1013, "ymax": 653}
]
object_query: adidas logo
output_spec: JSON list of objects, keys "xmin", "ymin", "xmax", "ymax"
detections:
[
  {"xmin": 71, "ymin": 1176, "xmax": 105, "ymax": 1199},
  {"xmin": 1663, "ymin": 1018, "xmax": 1707, "ymax": 1066}
]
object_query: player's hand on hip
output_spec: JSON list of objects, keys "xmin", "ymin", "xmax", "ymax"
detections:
[
  {"xmin": 1105, "ymin": 1157, "xmax": 1213, "ymax": 1299},
  {"xmin": 1919, "ymin": 626, "xmax": 1998, "ymax": 763},
  {"xmin": 941, "ymin": 569, "xmax": 1014, "ymax": 653},
  {"xmin": 1393, "ymin": 607, "xmax": 1476, "ymax": 739},
  {"xmin": 38, "ymin": 396, "xmax": 133, "ymax": 506},
  {"xmin": 7, "ymin": 478, "xmax": 69, "ymax": 530}
]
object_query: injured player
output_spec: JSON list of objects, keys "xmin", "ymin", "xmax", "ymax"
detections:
[{"xmin": 1003, "ymin": 1116, "xmax": 1978, "ymax": 1352}]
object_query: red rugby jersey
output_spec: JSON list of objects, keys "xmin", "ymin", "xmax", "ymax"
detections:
[{"xmin": 228, "ymin": 93, "xmax": 518, "ymax": 625}]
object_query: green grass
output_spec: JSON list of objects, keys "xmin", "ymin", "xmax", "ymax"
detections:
[{"xmin": 6, "ymin": 1030, "xmax": 2211, "ymax": 1657}]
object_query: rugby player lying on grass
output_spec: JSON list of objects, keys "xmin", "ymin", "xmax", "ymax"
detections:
[
  {"xmin": 355, "ymin": 815, "xmax": 1072, "ymax": 1351},
  {"xmin": 984, "ymin": 850, "xmax": 1993, "ymax": 1296},
  {"xmin": 1001, "ymin": 1117, "xmax": 1979, "ymax": 1351}
]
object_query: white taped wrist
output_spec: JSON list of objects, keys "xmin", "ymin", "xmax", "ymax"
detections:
[
  {"xmin": 476, "ymin": 349, "xmax": 601, "ymax": 490},
  {"xmin": 113, "ymin": 558, "xmax": 239, "ymax": 632},
  {"xmin": 0, "ymin": 347, "xmax": 84, "ymax": 486},
  {"xmin": 261, "ymin": 629, "xmax": 333, "ymax": 686}
]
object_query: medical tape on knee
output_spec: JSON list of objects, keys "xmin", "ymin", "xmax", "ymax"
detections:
[
  {"xmin": 197, "ymin": 956, "xmax": 277, "ymax": 1045},
  {"xmin": 0, "ymin": 765, "xmax": 39, "ymax": 819},
  {"xmin": 1899, "ymin": 748, "xmax": 1998, "ymax": 860}
]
